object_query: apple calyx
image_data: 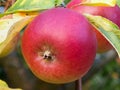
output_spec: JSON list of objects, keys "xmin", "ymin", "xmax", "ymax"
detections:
[{"xmin": 43, "ymin": 50, "xmax": 53, "ymax": 60}]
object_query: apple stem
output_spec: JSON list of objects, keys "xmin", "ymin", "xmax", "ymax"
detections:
[
  {"xmin": 61, "ymin": 2, "xmax": 66, "ymax": 7},
  {"xmin": 75, "ymin": 79, "xmax": 82, "ymax": 90}
]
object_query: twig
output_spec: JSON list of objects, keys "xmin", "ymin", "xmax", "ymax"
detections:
[{"xmin": 75, "ymin": 79, "xmax": 82, "ymax": 90}]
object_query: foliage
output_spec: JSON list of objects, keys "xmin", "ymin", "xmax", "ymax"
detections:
[
  {"xmin": 117, "ymin": 0, "xmax": 120, "ymax": 7},
  {"xmin": 80, "ymin": 0, "xmax": 116, "ymax": 6},
  {"xmin": 0, "ymin": 0, "xmax": 63, "ymax": 17},
  {"xmin": 88, "ymin": 59, "xmax": 120, "ymax": 90},
  {"xmin": 0, "ymin": 80, "xmax": 22, "ymax": 90},
  {"xmin": 84, "ymin": 14, "xmax": 120, "ymax": 57},
  {"xmin": 0, "ymin": 13, "xmax": 36, "ymax": 57}
]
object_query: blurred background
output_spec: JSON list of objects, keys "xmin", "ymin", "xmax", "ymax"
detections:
[{"xmin": 0, "ymin": 0, "xmax": 120, "ymax": 90}]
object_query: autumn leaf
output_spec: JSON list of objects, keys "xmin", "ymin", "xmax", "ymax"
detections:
[
  {"xmin": 81, "ymin": 0, "xmax": 116, "ymax": 6},
  {"xmin": 84, "ymin": 14, "xmax": 120, "ymax": 57},
  {"xmin": 0, "ymin": 12, "xmax": 37, "ymax": 57},
  {"xmin": 0, "ymin": 80, "xmax": 22, "ymax": 90}
]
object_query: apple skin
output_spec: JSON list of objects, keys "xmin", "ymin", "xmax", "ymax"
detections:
[
  {"xmin": 21, "ymin": 7, "xmax": 97, "ymax": 84},
  {"xmin": 67, "ymin": 0, "xmax": 120, "ymax": 53}
]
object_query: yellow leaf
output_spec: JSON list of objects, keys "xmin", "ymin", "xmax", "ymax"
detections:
[
  {"xmin": 0, "ymin": 80, "xmax": 8, "ymax": 88},
  {"xmin": 0, "ymin": 80, "xmax": 22, "ymax": 90},
  {"xmin": 81, "ymin": 0, "xmax": 116, "ymax": 6},
  {"xmin": 0, "ymin": 12, "xmax": 38, "ymax": 57},
  {"xmin": 84, "ymin": 14, "xmax": 120, "ymax": 57}
]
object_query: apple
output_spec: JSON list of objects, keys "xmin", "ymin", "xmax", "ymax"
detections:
[
  {"xmin": 67, "ymin": 0, "xmax": 120, "ymax": 53},
  {"xmin": 21, "ymin": 7, "xmax": 97, "ymax": 84}
]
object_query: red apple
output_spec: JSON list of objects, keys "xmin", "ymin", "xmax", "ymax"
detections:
[
  {"xmin": 21, "ymin": 7, "xmax": 97, "ymax": 84},
  {"xmin": 67, "ymin": 0, "xmax": 120, "ymax": 53}
]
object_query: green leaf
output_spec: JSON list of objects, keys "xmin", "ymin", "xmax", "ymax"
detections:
[
  {"xmin": 117, "ymin": 0, "xmax": 120, "ymax": 7},
  {"xmin": 84, "ymin": 14, "xmax": 120, "ymax": 57},
  {"xmin": 81, "ymin": 0, "xmax": 116, "ymax": 6},
  {"xmin": 55, "ymin": 0, "xmax": 64, "ymax": 5},
  {"xmin": 0, "ymin": 0, "xmax": 63, "ymax": 17},
  {"xmin": 7, "ymin": 0, "xmax": 62, "ymax": 13}
]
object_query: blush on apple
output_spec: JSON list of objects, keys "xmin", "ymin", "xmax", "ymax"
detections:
[
  {"xmin": 21, "ymin": 7, "xmax": 97, "ymax": 84},
  {"xmin": 67, "ymin": 0, "xmax": 120, "ymax": 53}
]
